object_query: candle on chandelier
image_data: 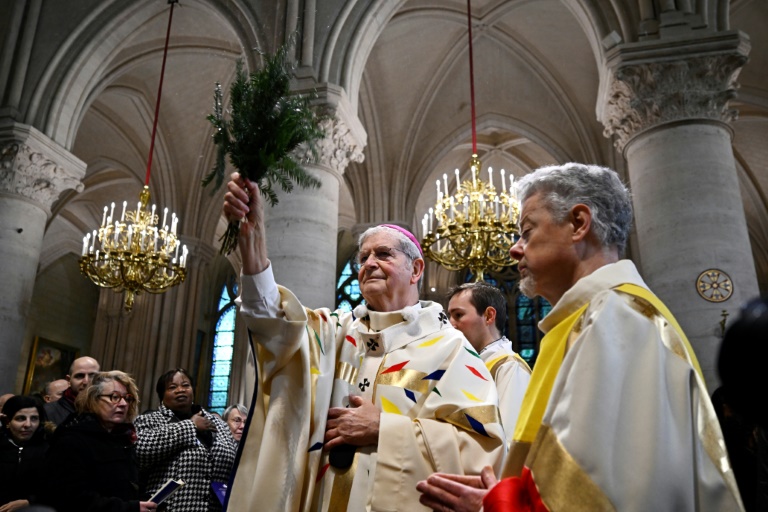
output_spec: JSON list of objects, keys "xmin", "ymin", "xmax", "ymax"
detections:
[
  {"xmin": 495, "ymin": 197, "xmax": 499, "ymax": 217},
  {"xmin": 92, "ymin": 230, "xmax": 97, "ymax": 252},
  {"xmin": 114, "ymin": 222, "xmax": 119, "ymax": 245},
  {"xmin": 443, "ymin": 174, "xmax": 448, "ymax": 197},
  {"xmin": 449, "ymin": 197, "xmax": 456, "ymax": 219},
  {"xmin": 174, "ymin": 241, "xmax": 180, "ymax": 262},
  {"xmin": 101, "ymin": 206, "xmax": 107, "ymax": 228},
  {"xmin": 500, "ymin": 169, "xmax": 506, "ymax": 192},
  {"xmin": 181, "ymin": 245, "xmax": 189, "ymax": 268},
  {"xmin": 127, "ymin": 225, "xmax": 133, "ymax": 248},
  {"xmin": 121, "ymin": 201, "xmax": 127, "ymax": 222},
  {"xmin": 162, "ymin": 207, "xmax": 168, "ymax": 231},
  {"xmin": 428, "ymin": 208, "xmax": 434, "ymax": 233},
  {"xmin": 109, "ymin": 202, "xmax": 115, "ymax": 225},
  {"xmin": 488, "ymin": 167, "xmax": 493, "ymax": 190},
  {"xmin": 471, "ymin": 165, "xmax": 476, "ymax": 187},
  {"xmin": 81, "ymin": 234, "xmax": 88, "ymax": 256},
  {"xmin": 455, "ymin": 169, "xmax": 461, "ymax": 192},
  {"xmin": 151, "ymin": 204, "xmax": 156, "ymax": 224},
  {"xmin": 422, "ymin": 215, "xmax": 427, "ymax": 236}
]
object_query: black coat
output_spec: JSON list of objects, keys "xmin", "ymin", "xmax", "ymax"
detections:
[
  {"xmin": 0, "ymin": 429, "xmax": 48, "ymax": 506},
  {"xmin": 38, "ymin": 413, "xmax": 141, "ymax": 512}
]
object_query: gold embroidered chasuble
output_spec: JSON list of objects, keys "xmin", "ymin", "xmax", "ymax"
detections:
[
  {"xmin": 500, "ymin": 260, "xmax": 742, "ymax": 511},
  {"xmin": 228, "ymin": 277, "xmax": 504, "ymax": 512}
]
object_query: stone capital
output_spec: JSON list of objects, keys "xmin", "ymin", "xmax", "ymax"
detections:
[
  {"xmin": 0, "ymin": 121, "xmax": 86, "ymax": 211},
  {"xmin": 292, "ymin": 82, "xmax": 366, "ymax": 177},
  {"xmin": 598, "ymin": 32, "xmax": 750, "ymax": 152}
]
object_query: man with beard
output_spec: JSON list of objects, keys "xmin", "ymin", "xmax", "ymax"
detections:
[{"xmin": 417, "ymin": 163, "xmax": 742, "ymax": 511}]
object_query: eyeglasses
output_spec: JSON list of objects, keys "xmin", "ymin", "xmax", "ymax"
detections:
[
  {"xmin": 353, "ymin": 246, "xmax": 403, "ymax": 272},
  {"xmin": 99, "ymin": 393, "xmax": 136, "ymax": 404},
  {"xmin": 230, "ymin": 417, "xmax": 244, "ymax": 424}
]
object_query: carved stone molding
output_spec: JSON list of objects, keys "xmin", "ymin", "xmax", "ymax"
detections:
[
  {"xmin": 601, "ymin": 53, "xmax": 748, "ymax": 151},
  {"xmin": 297, "ymin": 114, "xmax": 365, "ymax": 176},
  {"xmin": 0, "ymin": 122, "xmax": 86, "ymax": 210}
]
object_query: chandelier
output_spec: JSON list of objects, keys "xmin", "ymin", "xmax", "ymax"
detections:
[
  {"xmin": 79, "ymin": 0, "xmax": 187, "ymax": 311},
  {"xmin": 420, "ymin": 0, "xmax": 520, "ymax": 282}
]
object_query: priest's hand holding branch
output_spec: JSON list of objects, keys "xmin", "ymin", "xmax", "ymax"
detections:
[
  {"xmin": 324, "ymin": 395, "xmax": 380, "ymax": 449},
  {"xmin": 223, "ymin": 172, "xmax": 269, "ymax": 275}
]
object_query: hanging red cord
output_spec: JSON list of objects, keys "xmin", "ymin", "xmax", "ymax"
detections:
[
  {"xmin": 467, "ymin": 0, "xmax": 477, "ymax": 155},
  {"xmin": 144, "ymin": 0, "xmax": 178, "ymax": 186}
]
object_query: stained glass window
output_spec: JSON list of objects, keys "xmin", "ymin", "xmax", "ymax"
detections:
[
  {"xmin": 208, "ymin": 278, "xmax": 238, "ymax": 415},
  {"xmin": 336, "ymin": 258, "xmax": 363, "ymax": 313}
]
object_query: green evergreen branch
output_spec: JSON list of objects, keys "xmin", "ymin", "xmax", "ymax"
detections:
[{"xmin": 202, "ymin": 38, "xmax": 326, "ymax": 255}]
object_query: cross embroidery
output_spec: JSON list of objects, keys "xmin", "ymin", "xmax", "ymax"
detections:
[
  {"xmin": 358, "ymin": 378, "xmax": 370, "ymax": 392},
  {"xmin": 438, "ymin": 311, "xmax": 448, "ymax": 325},
  {"xmin": 366, "ymin": 338, "xmax": 379, "ymax": 351}
]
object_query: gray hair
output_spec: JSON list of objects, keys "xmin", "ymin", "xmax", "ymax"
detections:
[
  {"xmin": 516, "ymin": 163, "xmax": 633, "ymax": 253},
  {"xmin": 223, "ymin": 403, "xmax": 248, "ymax": 421},
  {"xmin": 358, "ymin": 225, "xmax": 424, "ymax": 289},
  {"xmin": 358, "ymin": 226, "xmax": 422, "ymax": 262}
]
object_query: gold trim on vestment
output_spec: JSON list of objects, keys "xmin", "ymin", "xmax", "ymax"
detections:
[
  {"xmin": 328, "ymin": 454, "xmax": 359, "ymax": 512},
  {"xmin": 528, "ymin": 424, "xmax": 616, "ymax": 511},
  {"xmin": 376, "ymin": 368, "xmax": 431, "ymax": 394},
  {"xmin": 500, "ymin": 440, "xmax": 530, "ymax": 478},
  {"xmin": 442, "ymin": 405, "xmax": 501, "ymax": 434},
  {"xmin": 335, "ymin": 361, "xmax": 358, "ymax": 387}
]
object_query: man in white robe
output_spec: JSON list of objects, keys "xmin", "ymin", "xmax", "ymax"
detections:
[
  {"xmin": 222, "ymin": 173, "xmax": 505, "ymax": 511},
  {"xmin": 447, "ymin": 282, "xmax": 531, "ymax": 441},
  {"xmin": 417, "ymin": 163, "xmax": 743, "ymax": 511}
]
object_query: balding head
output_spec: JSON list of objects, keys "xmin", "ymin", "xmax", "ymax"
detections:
[
  {"xmin": 44, "ymin": 379, "xmax": 70, "ymax": 402},
  {"xmin": 67, "ymin": 357, "xmax": 100, "ymax": 396},
  {"xmin": 0, "ymin": 393, "xmax": 13, "ymax": 414}
]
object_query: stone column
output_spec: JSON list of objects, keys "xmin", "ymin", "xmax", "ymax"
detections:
[
  {"xmin": 599, "ymin": 32, "xmax": 758, "ymax": 389},
  {"xmin": 0, "ymin": 121, "xmax": 85, "ymax": 392},
  {"xmin": 265, "ymin": 109, "xmax": 365, "ymax": 309}
]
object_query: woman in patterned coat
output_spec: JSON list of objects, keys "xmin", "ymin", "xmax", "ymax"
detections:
[{"xmin": 135, "ymin": 369, "xmax": 237, "ymax": 512}]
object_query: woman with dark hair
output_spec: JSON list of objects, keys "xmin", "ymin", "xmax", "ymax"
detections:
[
  {"xmin": 135, "ymin": 368, "xmax": 236, "ymax": 511},
  {"xmin": 0, "ymin": 395, "xmax": 49, "ymax": 511},
  {"xmin": 38, "ymin": 371, "xmax": 157, "ymax": 512}
]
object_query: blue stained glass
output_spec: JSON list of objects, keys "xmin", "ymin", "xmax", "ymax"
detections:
[
  {"xmin": 208, "ymin": 282, "xmax": 238, "ymax": 412},
  {"xmin": 214, "ymin": 332, "xmax": 234, "ymax": 348},
  {"xmin": 338, "ymin": 300, "xmax": 352, "ymax": 314},
  {"xmin": 216, "ymin": 306, "xmax": 236, "ymax": 331},
  {"xmin": 213, "ymin": 345, "xmax": 233, "ymax": 361},
  {"xmin": 210, "ymin": 391, "xmax": 228, "ymax": 407},
  {"xmin": 212, "ymin": 361, "xmax": 231, "ymax": 376},
  {"xmin": 210, "ymin": 376, "xmax": 229, "ymax": 391}
]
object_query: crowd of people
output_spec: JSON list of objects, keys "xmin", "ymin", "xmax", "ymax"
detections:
[
  {"xmin": 0, "ymin": 362, "xmax": 248, "ymax": 512},
  {"xmin": 2, "ymin": 161, "xmax": 764, "ymax": 511}
]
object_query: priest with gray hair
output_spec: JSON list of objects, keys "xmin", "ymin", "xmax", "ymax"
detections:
[{"xmin": 222, "ymin": 172, "xmax": 505, "ymax": 511}]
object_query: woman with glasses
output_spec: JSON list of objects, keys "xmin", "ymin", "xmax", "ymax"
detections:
[
  {"xmin": 222, "ymin": 404, "xmax": 247, "ymax": 442},
  {"xmin": 39, "ymin": 371, "xmax": 157, "ymax": 512},
  {"xmin": 0, "ymin": 395, "xmax": 50, "ymax": 512}
]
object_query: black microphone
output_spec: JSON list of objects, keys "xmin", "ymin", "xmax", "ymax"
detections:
[{"xmin": 329, "ymin": 443, "xmax": 356, "ymax": 469}]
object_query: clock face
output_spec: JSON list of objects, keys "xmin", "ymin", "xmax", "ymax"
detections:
[{"xmin": 696, "ymin": 269, "xmax": 733, "ymax": 303}]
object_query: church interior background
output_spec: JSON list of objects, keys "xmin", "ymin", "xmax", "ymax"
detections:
[{"xmin": 1, "ymin": 0, "xmax": 766, "ymax": 411}]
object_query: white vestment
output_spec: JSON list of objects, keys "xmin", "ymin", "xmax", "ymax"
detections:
[
  {"xmin": 227, "ymin": 266, "xmax": 504, "ymax": 511},
  {"xmin": 480, "ymin": 337, "xmax": 531, "ymax": 443}
]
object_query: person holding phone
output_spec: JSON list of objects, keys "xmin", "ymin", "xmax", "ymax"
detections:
[{"xmin": 134, "ymin": 369, "xmax": 237, "ymax": 512}]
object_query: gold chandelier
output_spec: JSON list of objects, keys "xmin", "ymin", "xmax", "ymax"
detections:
[
  {"xmin": 420, "ymin": 0, "xmax": 520, "ymax": 282},
  {"xmin": 79, "ymin": 0, "xmax": 187, "ymax": 311}
]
